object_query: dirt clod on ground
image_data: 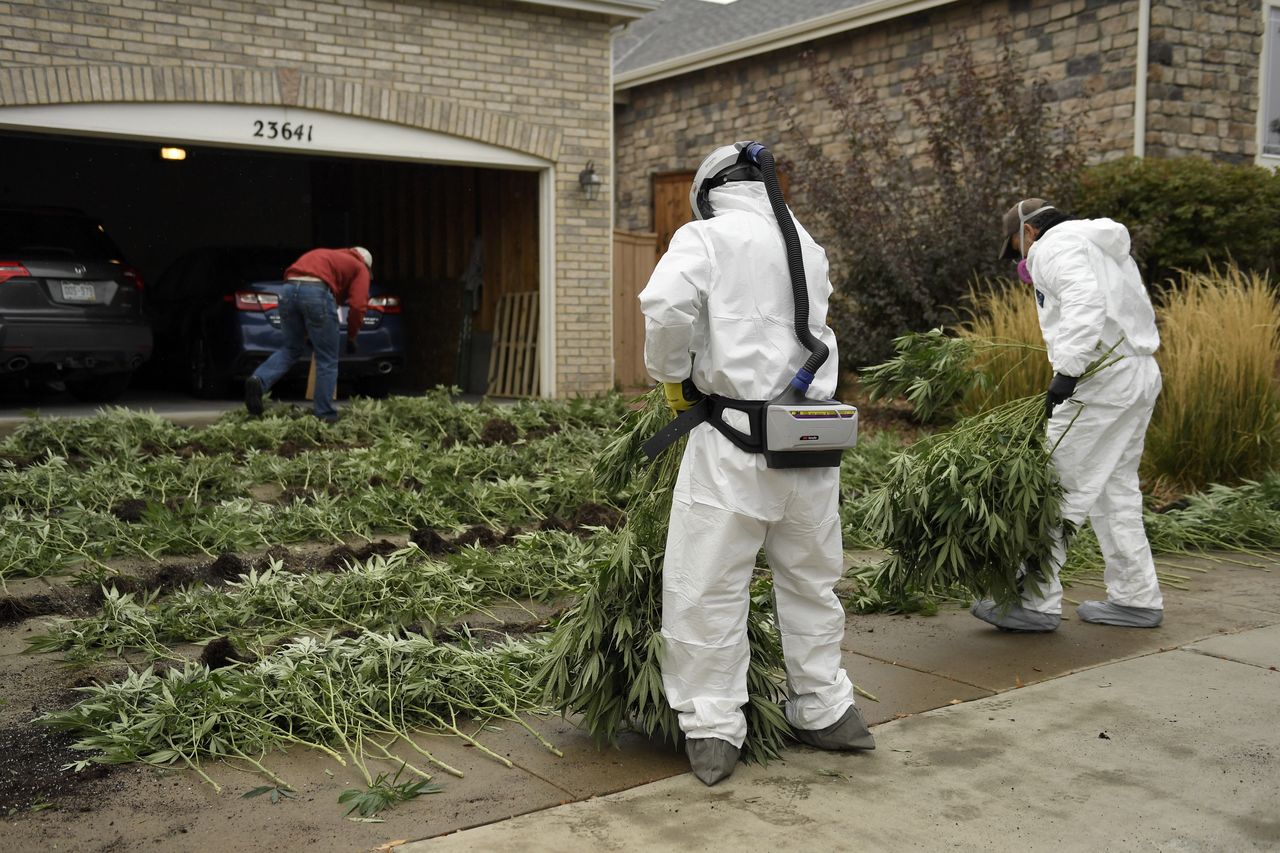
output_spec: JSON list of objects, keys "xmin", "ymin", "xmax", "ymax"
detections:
[
  {"xmin": 454, "ymin": 526, "xmax": 505, "ymax": 549},
  {"xmin": 276, "ymin": 440, "xmax": 307, "ymax": 459},
  {"xmin": 151, "ymin": 563, "xmax": 199, "ymax": 593},
  {"xmin": 573, "ymin": 503, "xmax": 626, "ymax": 530},
  {"xmin": 0, "ymin": 593, "xmax": 62, "ymax": 629},
  {"xmin": 524, "ymin": 422, "xmax": 563, "ymax": 442},
  {"xmin": 410, "ymin": 528, "xmax": 456, "ymax": 555},
  {"xmin": 209, "ymin": 553, "xmax": 249, "ymax": 582},
  {"xmin": 199, "ymin": 636, "xmax": 254, "ymax": 670},
  {"xmin": 479, "ymin": 418, "xmax": 520, "ymax": 446},
  {"xmin": 110, "ymin": 499, "xmax": 148, "ymax": 524},
  {"xmin": 0, "ymin": 453, "xmax": 35, "ymax": 470},
  {"xmin": 0, "ymin": 724, "xmax": 117, "ymax": 816}
]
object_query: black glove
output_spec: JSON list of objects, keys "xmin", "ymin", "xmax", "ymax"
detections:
[
  {"xmin": 1045, "ymin": 373, "xmax": 1078, "ymax": 419},
  {"xmin": 345, "ymin": 337, "xmax": 358, "ymax": 355}
]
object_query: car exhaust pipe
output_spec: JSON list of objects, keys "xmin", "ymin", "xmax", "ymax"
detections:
[
  {"xmin": 377, "ymin": 361, "xmax": 394, "ymax": 375},
  {"xmin": 6, "ymin": 356, "xmax": 29, "ymax": 372}
]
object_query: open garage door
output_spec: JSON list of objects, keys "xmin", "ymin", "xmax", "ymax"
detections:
[{"xmin": 0, "ymin": 104, "xmax": 553, "ymax": 399}]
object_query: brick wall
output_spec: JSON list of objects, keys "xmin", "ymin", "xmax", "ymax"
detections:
[
  {"xmin": 1145, "ymin": 0, "xmax": 1263, "ymax": 163},
  {"xmin": 0, "ymin": 0, "xmax": 617, "ymax": 396},
  {"xmin": 615, "ymin": 0, "xmax": 1265, "ymax": 234}
]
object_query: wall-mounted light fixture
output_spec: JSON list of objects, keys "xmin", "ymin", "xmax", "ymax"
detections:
[
  {"xmin": 159, "ymin": 146, "xmax": 187, "ymax": 161},
  {"xmin": 578, "ymin": 161, "xmax": 603, "ymax": 201}
]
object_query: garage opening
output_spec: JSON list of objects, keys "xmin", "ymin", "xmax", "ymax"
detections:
[{"xmin": 0, "ymin": 123, "xmax": 542, "ymax": 401}]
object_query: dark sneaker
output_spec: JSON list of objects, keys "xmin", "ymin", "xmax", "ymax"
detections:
[
  {"xmin": 971, "ymin": 598, "xmax": 1060, "ymax": 632},
  {"xmin": 685, "ymin": 737, "xmax": 739, "ymax": 786},
  {"xmin": 793, "ymin": 705, "xmax": 876, "ymax": 751},
  {"xmin": 244, "ymin": 376, "xmax": 264, "ymax": 417}
]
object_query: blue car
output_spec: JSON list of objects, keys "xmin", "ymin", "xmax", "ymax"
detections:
[{"xmin": 148, "ymin": 246, "xmax": 405, "ymax": 398}]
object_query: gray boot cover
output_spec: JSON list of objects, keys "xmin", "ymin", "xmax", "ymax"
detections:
[
  {"xmin": 793, "ymin": 704, "xmax": 876, "ymax": 751},
  {"xmin": 685, "ymin": 737, "xmax": 740, "ymax": 786},
  {"xmin": 1077, "ymin": 600, "xmax": 1163, "ymax": 628},
  {"xmin": 971, "ymin": 598, "xmax": 1060, "ymax": 633}
]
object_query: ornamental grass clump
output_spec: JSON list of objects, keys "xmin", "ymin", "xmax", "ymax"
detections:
[
  {"xmin": 1143, "ymin": 265, "xmax": 1280, "ymax": 491},
  {"xmin": 537, "ymin": 390, "xmax": 792, "ymax": 765}
]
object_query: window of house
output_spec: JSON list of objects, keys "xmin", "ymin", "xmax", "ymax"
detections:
[{"xmin": 1262, "ymin": 3, "xmax": 1280, "ymax": 159}]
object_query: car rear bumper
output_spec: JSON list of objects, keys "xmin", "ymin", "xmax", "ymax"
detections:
[
  {"xmin": 0, "ymin": 318, "xmax": 152, "ymax": 376},
  {"xmin": 229, "ymin": 352, "xmax": 406, "ymax": 381}
]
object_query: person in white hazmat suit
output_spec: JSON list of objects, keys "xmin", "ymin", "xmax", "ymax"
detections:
[
  {"xmin": 971, "ymin": 198, "xmax": 1165, "ymax": 633},
  {"xmin": 638, "ymin": 143, "xmax": 874, "ymax": 787}
]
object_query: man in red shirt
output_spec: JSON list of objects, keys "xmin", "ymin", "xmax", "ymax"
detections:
[{"xmin": 244, "ymin": 246, "xmax": 372, "ymax": 422}]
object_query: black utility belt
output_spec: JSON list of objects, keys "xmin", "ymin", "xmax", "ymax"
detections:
[{"xmin": 641, "ymin": 394, "xmax": 843, "ymax": 469}]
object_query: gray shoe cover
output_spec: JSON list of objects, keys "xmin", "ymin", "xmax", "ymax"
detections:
[
  {"xmin": 685, "ymin": 737, "xmax": 740, "ymax": 786},
  {"xmin": 1077, "ymin": 600, "xmax": 1163, "ymax": 628},
  {"xmin": 793, "ymin": 705, "xmax": 876, "ymax": 751},
  {"xmin": 971, "ymin": 598, "xmax": 1060, "ymax": 633}
]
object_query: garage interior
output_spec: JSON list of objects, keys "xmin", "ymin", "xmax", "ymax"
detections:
[{"xmin": 0, "ymin": 130, "xmax": 540, "ymax": 397}]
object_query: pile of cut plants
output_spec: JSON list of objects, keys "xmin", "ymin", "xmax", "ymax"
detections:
[
  {"xmin": 847, "ymin": 327, "xmax": 1280, "ymax": 611},
  {"xmin": 7, "ymin": 370, "xmax": 1280, "ymax": 823}
]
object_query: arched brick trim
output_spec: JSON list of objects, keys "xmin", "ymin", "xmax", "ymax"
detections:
[{"xmin": 0, "ymin": 65, "xmax": 562, "ymax": 162}]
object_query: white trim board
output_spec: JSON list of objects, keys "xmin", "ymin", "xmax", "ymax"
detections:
[
  {"xmin": 0, "ymin": 103, "xmax": 549, "ymax": 169},
  {"xmin": 514, "ymin": 0, "xmax": 659, "ymax": 20}
]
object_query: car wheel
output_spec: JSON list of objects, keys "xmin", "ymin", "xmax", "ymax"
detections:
[
  {"xmin": 188, "ymin": 335, "xmax": 229, "ymax": 399},
  {"xmin": 66, "ymin": 371, "xmax": 133, "ymax": 403}
]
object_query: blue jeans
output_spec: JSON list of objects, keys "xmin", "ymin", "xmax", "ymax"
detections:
[{"xmin": 252, "ymin": 283, "xmax": 339, "ymax": 420}]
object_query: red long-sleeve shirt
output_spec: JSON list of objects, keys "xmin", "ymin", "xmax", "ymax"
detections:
[{"xmin": 285, "ymin": 248, "xmax": 370, "ymax": 338}]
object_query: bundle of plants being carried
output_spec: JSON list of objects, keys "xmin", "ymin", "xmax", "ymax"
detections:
[
  {"xmin": 536, "ymin": 390, "xmax": 792, "ymax": 764},
  {"xmin": 856, "ymin": 329, "xmax": 1113, "ymax": 608}
]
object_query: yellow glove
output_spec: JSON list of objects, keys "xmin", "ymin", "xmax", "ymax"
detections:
[{"xmin": 663, "ymin": 380, "xmax": 702, "ymax": 413}]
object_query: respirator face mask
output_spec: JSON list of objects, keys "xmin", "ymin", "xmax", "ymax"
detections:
[{"xmin": 1015, "ymin": 200, "xmax": 1053, "ymax": 284}]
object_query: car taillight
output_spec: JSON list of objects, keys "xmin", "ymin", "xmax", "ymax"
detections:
[
  {"xmin": 368, "ymin": 295, "xmax": 401, "ymax": 314},
  {"xmin": 0, "ymin": 261, "xmax": 31, "ymax": 284},
  {"xmin": 234, "ymin": 292, "xmax": 280, "ymax": 311},
  {"xmin": 122, "ymin": 266, "xmax": 145, "ymax": 290}
]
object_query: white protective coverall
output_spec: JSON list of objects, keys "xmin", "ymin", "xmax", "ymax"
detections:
[
  {"xmin": 1022, "ymin": 218, "xmax": 1164, "ymax": 615},
  {"xmin": 638, "ymin": 181, "xmax": 856, "ymax": 748}
]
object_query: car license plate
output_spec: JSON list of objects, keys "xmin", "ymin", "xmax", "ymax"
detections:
[{"xmin": 60, "ymin": 282, "xmax": 96, "ymax": 302}]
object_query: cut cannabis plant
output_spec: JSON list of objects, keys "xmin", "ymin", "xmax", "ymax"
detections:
[{"xmin": 537, "ymin": 390, "xmax": 792, "ymax": 765}]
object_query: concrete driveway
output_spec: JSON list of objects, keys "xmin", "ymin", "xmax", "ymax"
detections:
[{"xmin": 404, "ymin": 556, "xmax": 1280, "ymax": 852}]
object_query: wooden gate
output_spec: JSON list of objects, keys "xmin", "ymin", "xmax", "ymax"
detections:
[{"xmin": 613, "ymin": 229, "xmax": 657, "ymax": 391}]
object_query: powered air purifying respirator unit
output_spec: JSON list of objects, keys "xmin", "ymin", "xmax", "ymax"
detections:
[{"xmin": 642, "ymin": 141, "xmax": 858, "ymax": 468}]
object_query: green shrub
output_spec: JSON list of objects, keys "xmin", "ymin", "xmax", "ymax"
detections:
[{"xmin": 1075, "ymin": 157, "xmax": 1280, "ymax": 284}]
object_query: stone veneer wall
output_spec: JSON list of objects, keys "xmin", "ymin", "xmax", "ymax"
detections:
[
  {"xmin": 1145, "ymin": 0, "xmax": 1263, "ymax": 163},
  {"xmin": 616, "ymin": 0, "xmax": 1267, "ymax": 234}
]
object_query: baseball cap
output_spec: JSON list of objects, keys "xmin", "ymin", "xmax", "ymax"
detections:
[{"xmin": 999, "ymin": 198, "xmax": 1051, "ymax": 260}]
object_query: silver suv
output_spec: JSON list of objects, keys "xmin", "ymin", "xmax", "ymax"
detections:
[{"xmin": 0, "ymin": 207, "xmax": 151, "ymax": 402}]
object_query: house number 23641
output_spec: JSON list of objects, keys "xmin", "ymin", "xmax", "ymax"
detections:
[{"xmin": 252, "ymin": 120, "xmax": 315, "ymax": 142}]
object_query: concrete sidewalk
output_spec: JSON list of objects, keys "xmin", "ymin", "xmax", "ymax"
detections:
[{"xmin": 401, "ymin": 557, "xmax": 1280, "ymax": 852}]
